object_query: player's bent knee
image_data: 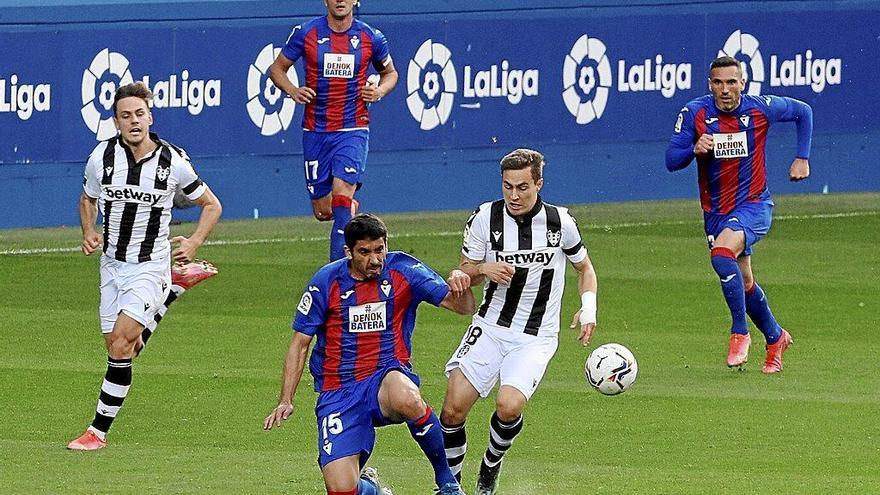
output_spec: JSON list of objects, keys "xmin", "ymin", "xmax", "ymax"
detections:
[
  {"xmin": 397, "ymin": 388, "xmax": 425, "ymax": 420},
  {"xmin": 107, "ymin": 335, "xmax": 137, "ymax": 359},
  {"xmin": 441, "ymin": 401, "xmax": 468, "ymax": 425},
  {"xmin": 313, "ymin": 209, "xmax": 333, "ymax": 221},
  {"xmin": 495, "ymin": 396, "xmax": 526, "ymax": 422}
]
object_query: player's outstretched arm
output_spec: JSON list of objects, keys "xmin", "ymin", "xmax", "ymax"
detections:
[
  {"xmin": 264, "ymin": 331, "xmax": 313, "ymax": 431},
  {"xmin": 569, "ymin": 255, "xmax": 598, "ymax": 346},
  {"xmin": 460, "ymin": 255, "xmax": 515, "ymax": 286},
  {"xmin": 79, "ymin": 193, "xmax": 102, "ymax": 256},
  {"xmin": 172, "ymin": 186, "xmax": 222, "ymax": 263},
  {"xmin": 440, "ymin": 269, "xmax": 476, "ymax": 315}
]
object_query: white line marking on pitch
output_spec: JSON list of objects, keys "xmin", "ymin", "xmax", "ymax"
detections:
[{"xmin": 1, "ymin": 210, "xmax": 877, "ymax": 256}]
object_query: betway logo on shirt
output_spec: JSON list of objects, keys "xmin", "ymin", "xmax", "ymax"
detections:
[
  {"xmin": 494, "ymin": 249, "xmax": 556, "ymax": 267},
  {"xmin": 103, "ymin": 186, "xmax": 165, "ymax": 206},
  {"xmin": 348, "ymin": 301, "xmax": 387, "ymax": 333},
  {"xmin": 323, "ymin": 54, "xmax": 355, "ymax": 78}
]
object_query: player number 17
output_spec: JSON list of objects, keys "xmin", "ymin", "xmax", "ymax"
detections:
[{"xmin": 304, "ymin": 160, "xmax": 319, "ymax": 181}]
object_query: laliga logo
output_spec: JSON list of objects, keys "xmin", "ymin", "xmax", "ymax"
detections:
[
  {"xmin": 81, "ymin": 48, "xmax": 135, "ymax": 141},
  {"xmin": 562, "ymin": 34, "xmax": 613, "ymax": 125},
  {"xmin": 718, "ymin": 30, "xmax": 764, "ymax": 95},
  {"xmin": 247, "ymin": 43, "xmax": 299, "ymax": 136},
  {"xmin": 406, "ymin": 39, "xmax": 457, "ymax": 130},
  {"xmin": 81, "ymin": 48, "xmax": 222, "ymax": 140},
  {"xmin": 719, "ymin": 30, "xmax": 841, "ymax": 94}
]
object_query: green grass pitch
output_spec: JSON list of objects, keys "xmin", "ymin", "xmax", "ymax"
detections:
[{"xmin": 1, "ymin": 193, "xmax": 878, "ymax": 494}]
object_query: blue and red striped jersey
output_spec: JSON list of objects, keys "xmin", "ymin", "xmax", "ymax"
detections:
[
  {"xmin": 666, "ymin": 94, "xmax": 813, "ymax": 214},
  {"xmin": 282, "ymin": 16, "xmax": 391, "ymax": 132},
  {"xmin": 293, "ymin": 252, "xmax": 449, "ymax": 392}
]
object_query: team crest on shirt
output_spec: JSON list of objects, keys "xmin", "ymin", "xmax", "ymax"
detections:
[
  {"xmin": 349, "ymin": 302, "xmax": 387, "ymax": 333},
  {"xmin": 546, "ymin": 229, "xmax": 561, "ymax": 247},
  {"xmin": 155, "ymin": 165, "xmax": 170, "ymax": 182},
  {"xmin": 350, "ymin": 35, "xmax": 360, "ymax": 49}
]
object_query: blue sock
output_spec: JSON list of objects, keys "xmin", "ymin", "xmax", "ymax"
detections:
[
  {"xmin": 408, "ymin": 406, "xmax": 457, "ymax": 488},
  {"xmin": 357, "ymin": 479, "xmax": 379, "ymax": 495},
  {"xmin": 330, "ymin": 195, "xmax": 353, "ymax": 261},
  {"xmin": 745, "ymin": 283, "xmax": 782, "ymax": 344},
  {"xmin": 710, "ymin": 247, "xmax": 748, "ymax": 335}
]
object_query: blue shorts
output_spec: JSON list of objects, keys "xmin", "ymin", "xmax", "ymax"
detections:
[
  {"xmin": 314, "ymin": 364, "xmax": 421, "ymax": 468},
  {"xmin": 302, "ymin": 130, "xmax": 369, "ymax": 200},
  {"xmin": 703, "ymin": 201, "xmax": 773, "ymax": 256}
]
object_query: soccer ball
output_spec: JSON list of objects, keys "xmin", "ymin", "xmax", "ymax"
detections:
[{"xmin": 585, "ymin": 343, "xmax": 638, "ymax": 395}]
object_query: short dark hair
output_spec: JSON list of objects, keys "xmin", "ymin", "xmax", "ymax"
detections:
[
  {"xmin": 500, "ymin": 148, "xmax": 544, "ymax": 182},
  {"xmin": 709, "ymin": 56, "xmax": 743, "ymax": 77},
  {"xmin": 344, "ymin": 213, "xmax": 387, "ymax": 250},
  {"xmin": 113, "ymin": 82, "xmax": 152, "ymax": 116}
]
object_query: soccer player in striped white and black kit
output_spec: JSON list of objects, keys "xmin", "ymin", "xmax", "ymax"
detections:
[
  {"xmin": 67, "ymin": 82, "xmax": 222, "ymax": 451},
  {"xmin": 440, "ymin": 149, "xmax": 599, "ymax": 494}
]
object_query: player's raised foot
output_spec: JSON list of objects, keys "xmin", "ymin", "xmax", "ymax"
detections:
[
  {"xmin": 726, "ymin": 332, "xmax": 751, "ymax": 367},
  {"xmin": 171, "ymin": 259, "xmax": 218, "ymax": 290},
  {"xmin": 475, "ymin": 461, "xmax": 501, "ymax": 495},
  {"xmin": 360, "ymin": 467, "xmax": 393, "ymax": 495},
  {"xmin": 67, "ymin": 429, "xmax": 106, "ymax": 451},
  {"xmin": 762, "ymin": 329, "xmax": 792, "ymax": 374},
  {"xmin": 436, "ymin": 481, "xmax": 466, "ymax": 495}
]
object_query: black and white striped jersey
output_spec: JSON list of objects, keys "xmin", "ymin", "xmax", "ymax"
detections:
[
  {"xmin": 461, "ymin": 197, "xmax": 587, "ymax": 337},
  {"xmin": 82, "ymin": 133, "xmax": 207, "ymax": 263}
]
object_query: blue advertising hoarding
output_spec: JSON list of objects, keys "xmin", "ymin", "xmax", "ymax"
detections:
[{"xmin": 0, "ymin": 3, "xmax": 877, "ymax": 227}]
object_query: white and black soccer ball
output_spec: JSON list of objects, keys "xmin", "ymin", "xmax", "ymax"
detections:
[{"xmin": 585, "ymin": 343, "xmax": 638, "ymax": 395}]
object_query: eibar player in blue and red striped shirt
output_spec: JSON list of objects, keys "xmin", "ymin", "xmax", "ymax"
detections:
[
  {"xmin": 263, "ymin": 214, "xmax": 471, "ymax": 495},
  {"xmin": 666, "ymin": 56, "xmax": 813, "ymax": 374},
  {"xmin": 269, "ymin": 0, "xmax": 398, "ymax": 261}
]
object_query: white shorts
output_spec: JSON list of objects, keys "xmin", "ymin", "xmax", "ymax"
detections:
[
  {"xmin": 99, "ymin": 255, "xmax": 171, "ymax": 333},
  {"xmin": 445, "ymin": 319, "xmax": 558, "ymax": 400}
]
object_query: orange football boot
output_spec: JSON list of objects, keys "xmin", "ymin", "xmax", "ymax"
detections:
[
  {"xmin": 67, "ymin": 429, "xmax": 106, "ymax": 451},
  {"xmin": 727, "ymin": 333, "xmax": 751, "ymax": 367},
  {"xmin": 762, "ymin": 330, "xmax": 792, "ymax": 374}
]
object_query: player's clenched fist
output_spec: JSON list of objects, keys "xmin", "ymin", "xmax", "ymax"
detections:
[
  {"xmin": 694, "ymin": 133, "xmax": 714, "ymax": 156},
  {"xmin": 478, "ymin": 262, "xmax": 516, "ymax": 285},
  {"xmin": 81, "ymin": 232, "xmax": 102, "ymax": 256}
]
